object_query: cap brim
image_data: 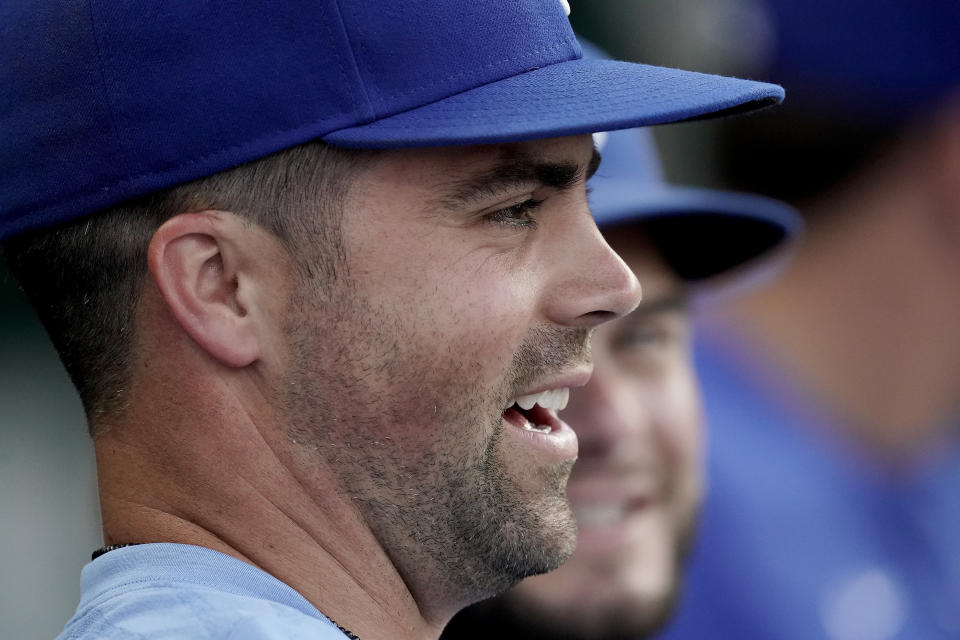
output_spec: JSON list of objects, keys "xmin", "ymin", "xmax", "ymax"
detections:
[
  {"xmin": 323, "ymin": 58, "xmax": 783, "ymax": 148},
  {"xmin": 592, "ymin": 183, "xmax": 802, "ymax": 281}
]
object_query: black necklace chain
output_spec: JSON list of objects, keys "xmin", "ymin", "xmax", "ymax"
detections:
[
  {"xmin": 91, "ymin": 543, "xmax": 361, "ymax": 639},
  {"xmin": 91, "ymin": 543, "xmax": 141, "ymax": 560},
  {"xmin": 327, "ymin": 618, "xmax": 361, "ymax": 639}
]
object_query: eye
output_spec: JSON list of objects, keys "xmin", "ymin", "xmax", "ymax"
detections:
[
  {"xmin": 611, "ymin": 322, "xmax": 669, "ymax": 352},
  {"xmin": 484, "ymin": 198, "xmax": 544, "ymax": 229},
  {"xmin": 609, "ymin": 310, "xmax": 690, "ymax": 368}
]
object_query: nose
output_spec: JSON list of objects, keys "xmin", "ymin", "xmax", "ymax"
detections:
[{"xmin": 542, "ymin": 213, "xmax": 642, "ymax": 329}]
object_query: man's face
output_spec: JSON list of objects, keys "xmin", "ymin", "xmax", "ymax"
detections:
[
  {"xmin": 508, "ymin": 227, "xmax": 703, "ymax": 639},
  {"xmin": 280, "ymin": 136, "xmax": 641, "ymax": 610}
]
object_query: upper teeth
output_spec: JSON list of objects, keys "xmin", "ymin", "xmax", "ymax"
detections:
[{"xmin": 513, "ymin": 387, "xmax": 569, "ymax": 411}]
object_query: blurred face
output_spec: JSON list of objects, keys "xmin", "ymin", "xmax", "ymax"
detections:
[
  {"xmin": 508, "ymin": 226, "xmax": 704, "ymax": 638},
  {"xmin": 280, "ymin": 136, "xmax": 642, "ymax": 612}
]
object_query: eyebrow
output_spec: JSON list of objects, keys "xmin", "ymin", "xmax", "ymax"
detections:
[{"xmin": 440, "ymin": 147, "xmax": 603, "ymax": 209}]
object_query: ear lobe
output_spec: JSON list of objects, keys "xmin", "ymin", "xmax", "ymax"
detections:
[{"xmin": 148, "ymin": 212, "xmax": 261, "ymax": 368}]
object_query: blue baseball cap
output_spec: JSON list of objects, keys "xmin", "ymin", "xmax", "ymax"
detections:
[
  {"xmin": 0, "ymin": 0, "xmax": 784, "ymax": 241},
  {"xmin": 757, "ymin": 0, "xmax": 960, "ymax": 123},
  {"xmin": 590, "ymin": 126, "xmax": 801, "ymax": 281}
]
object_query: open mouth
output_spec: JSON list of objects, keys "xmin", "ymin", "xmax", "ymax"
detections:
[{"xmin": 502, "ymin": 388, "xmax": 570, "ymax": 434}]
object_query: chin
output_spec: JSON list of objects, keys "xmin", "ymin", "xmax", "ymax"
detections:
[
  {"xmin": 595, "ymin": 581, "xmax": 681, "ymax": 639},
  {"xmin": 506, "ymin": 518, "xmax": 692, "ymax": 639},
  {"xmin": 498, "ymin": 491, "xmax": 579, "ymax": 586},
  {"xmin": 482, "ymin": 437, "xmax": 579, "ymax": 575},
  {"xmin": 444, "ymin": 450, "xmax": 580, "ymax": 604},
  {"xmin": 514, "ymin": 572, "xmax": 683, "ymax": 640}
]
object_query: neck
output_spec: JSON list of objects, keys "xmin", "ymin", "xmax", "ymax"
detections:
[
  {"xmin": 719, "ymin": 147, "xmax": 960, "ymax": 463},
  {"xmin": 95, "ymin": 371, "xmax": 445, "ymax": 640}
]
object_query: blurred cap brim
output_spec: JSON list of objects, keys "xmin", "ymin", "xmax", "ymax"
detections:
[{"xmin": 592, "ymin": 182, "xmax": 801, "ymax": 281}]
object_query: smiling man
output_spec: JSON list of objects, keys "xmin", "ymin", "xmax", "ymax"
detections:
[
  {"xmin": 442, "ymin": 127, "xmax": 800, "ymax": 640},
  {"xmin": 1, "ymin": 2, "xmax": 783, "ymax": 639}
]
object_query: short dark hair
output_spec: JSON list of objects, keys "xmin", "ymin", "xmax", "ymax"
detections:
[{"xmin": 4, "ymin": 141, "xmax": 370, "ymax": 432}]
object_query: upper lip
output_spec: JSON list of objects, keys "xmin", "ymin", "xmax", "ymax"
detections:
[{"xmin": 507, "ymin": 366, "xmax": 593, "ymax": 404}]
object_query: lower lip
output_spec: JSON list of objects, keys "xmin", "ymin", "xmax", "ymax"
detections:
[{"xmin": 502, "ymin": 406, "xmax": 578, "ymax": 460}]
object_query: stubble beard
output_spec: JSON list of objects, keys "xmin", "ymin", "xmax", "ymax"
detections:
[
  {"xmin": 281, "ymin": 279, "xmax": 585, "ymax": 609},
  {"xmin": 588, "ymin": 511, "xmax": 700, "ymax": 640}
]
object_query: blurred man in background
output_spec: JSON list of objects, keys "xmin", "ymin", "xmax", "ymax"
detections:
[
  {"xmin": 442, "ymin": 123, "xmax": 800, "ymax": 639},
  {"xmin": 658, "ymin": 2, "xmax": 960, "ymax": 639}
]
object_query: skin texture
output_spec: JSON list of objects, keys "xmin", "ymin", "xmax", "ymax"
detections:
[
  {"xmin": 94, "ymin": 135, "xmax": 642, "ymax": 640},
  {"xmin": 500, "ymin": 228, "xmax": 703, "ymax": 640}
]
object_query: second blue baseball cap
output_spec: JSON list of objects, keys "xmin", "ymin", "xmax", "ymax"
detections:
[
  {"xmin": 756, "ymin": 0, "xmax": 960, "ymax": 123},
  {"xmin": 590, "ymin": 126, "xmax": 801, "ymax": 281},
  {"xmin": 0, "ymin": 0, "xmax": 784, "ymax": 240}
]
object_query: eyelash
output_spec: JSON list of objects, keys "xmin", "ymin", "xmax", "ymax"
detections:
[{"xmin": 485, "ymin": 198, "xmax": 544, "ymax": 229}]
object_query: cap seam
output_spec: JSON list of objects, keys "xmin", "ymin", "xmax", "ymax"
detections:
[
  {"xmin": 331, "ymin": 0, "xmax": 376, "ymax": 121},
  {"xmin": 83, "ymin": 0, "xmax": 125, "ymax": 182}
]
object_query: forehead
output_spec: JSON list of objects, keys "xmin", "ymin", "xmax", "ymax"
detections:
[{"xmin": 359, "ymin": 134, "xmax": 596, "ymax": 190}]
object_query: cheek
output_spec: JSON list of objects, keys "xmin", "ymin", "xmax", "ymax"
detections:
[
  {"xmin": 342, "ymin": 193, "xmax": 546, "ymax": 364},
  {"xmin": 657, "ymin": 367, "xmax": 703, "ymax": 463},
  {"xmin": 344, "ymin": 255, "xmax": 543, "ymax": 444},
  {"xmin": 663, "ymin": 371, "xmax": 705, "ymax": 514},
  {"xmin": 642, "ymin": 366, "xmax": 704, "ymax": 512},
  {"xmin": 399, "ymin": 258, "xmax": 539, "ymax": 375}
]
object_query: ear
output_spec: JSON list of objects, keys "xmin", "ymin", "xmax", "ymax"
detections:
[{"xmin": 148, "ymin": 211, "xmax": 265, "ymax": 368}]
